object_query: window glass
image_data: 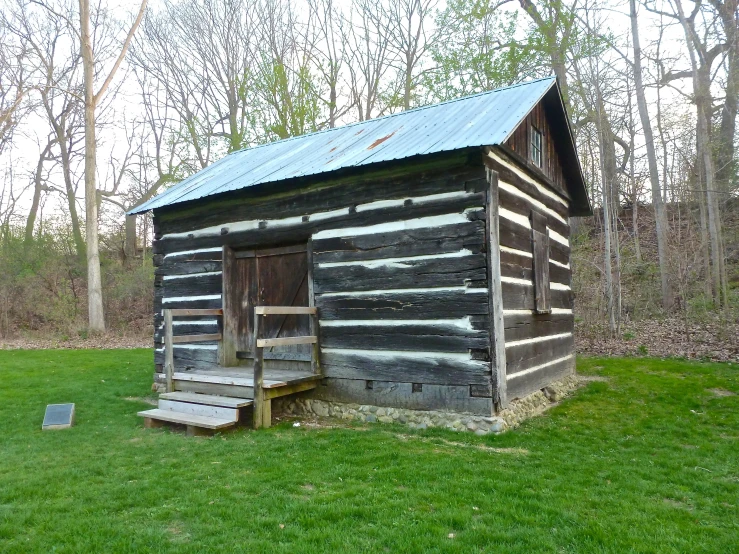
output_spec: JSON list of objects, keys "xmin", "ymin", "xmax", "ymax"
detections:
[{"xmin": 530, "ymin": 126, "xmax": 543, "ymax": 168}]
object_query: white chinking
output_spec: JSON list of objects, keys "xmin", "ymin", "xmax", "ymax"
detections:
[
  {"xmin": 507, "ymin": 354, "xmax": 575, "ymax": 380},
  {"xmin": 505, "ymin": 332, "xmax": 573, "ymax": 349},
  {"xmin": 487, "ymin": 150, "xmax": 568, "ymax": 207},
  {"xmin": 317, "ymin": 249, "xmax": 474, "ymax": 269}
]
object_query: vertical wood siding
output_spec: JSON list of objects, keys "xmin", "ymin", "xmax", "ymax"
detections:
[
  {"xmin": 484, "ymin": 147, "xmax": 576, "ymax": 400},
  {"xmin": 504, "ymin": 102, "xmax": 569, "ymax": 198}
]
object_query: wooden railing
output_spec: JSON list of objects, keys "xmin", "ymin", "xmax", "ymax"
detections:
[
  {"xmin": 162, "ymin": 308, "xmax": 223, "ymax": 393},
  {"xmin": 253, "ymin": 306, "xmax": 319, "ymax": 429}
]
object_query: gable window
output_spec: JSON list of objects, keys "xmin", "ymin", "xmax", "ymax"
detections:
[{"xmin": 530, "ymin": 125, "xmax": 543, "ymax": 168}]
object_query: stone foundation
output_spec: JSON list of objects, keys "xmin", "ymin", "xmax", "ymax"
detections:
[{"xmin": 275, "ymin": 373, "xmax": 582, "ymax": 435}]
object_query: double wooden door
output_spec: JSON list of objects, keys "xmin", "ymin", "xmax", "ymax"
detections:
[{"xmin": 223, "ymin": 244, "xmax": 310, "ymax": 363}]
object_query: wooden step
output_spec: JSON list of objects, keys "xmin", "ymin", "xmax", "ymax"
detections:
[
  {"xmin": 158, "ymin": 399, "xmax": 239, "ymax": 422},
  {"xmin": 173, "ymin": 371, "xmax": 321, "ymax": 389},
  {"xmin": 159, "ymin": 392, "xmax": 253, "ymax": 408},
  {"xmin": 137, "ymin": 409, "xmax": 236, "ymax": 429}
]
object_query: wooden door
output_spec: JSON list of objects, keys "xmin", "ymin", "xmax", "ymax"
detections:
[
  {"xmin": 223, "ymin": 244, "xmax": 310, "ymax": 364},
  {"xmin": 257, "ymin": 247, "xmax": 310, "ymax": 360}
]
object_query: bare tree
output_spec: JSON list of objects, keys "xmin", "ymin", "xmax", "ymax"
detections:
[
  {"xmin": 385, "ymin": 0, "xmax": 438, "ymax": 110},
  {"xmin": 79, "ymin": 0, "xmax": 147, "ymax": 332},
  {"xmin": 307, "ymin": 0, "xmax": 350, "ymax": 128},
  {"xmin": 630, "ymin": 0, "xmax": 673, "ymax": 309},
  {"xmin": 666, "ymin": 0, "xmax": 729, "ymax": 308},
  {"xmin": 346, "ymin": 0, "xmax": 396, "ymax": 121}
]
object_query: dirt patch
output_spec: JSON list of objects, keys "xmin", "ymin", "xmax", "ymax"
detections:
[
  {"xmin": 395, "ymin": 434, "xmax": 529, "ymax": 455},
  {"xmin": 0, "ymin": 335, "xmax": 150, "ymax": 350},
  {"xmin": 578, "ymin": 375, "xmax": 610, "ymax": 383},
  {"xmin": 124, "ymin": 396, "xmax": 158, "ymax": 406},
  {"xmin": 707, "ymin": 388, "xmax": 736, "ymax": 397}
]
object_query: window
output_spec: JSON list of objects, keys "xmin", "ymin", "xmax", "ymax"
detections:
[{"xmin": 530, "ymin": 125, "xmax": 543, "ymax": 168}]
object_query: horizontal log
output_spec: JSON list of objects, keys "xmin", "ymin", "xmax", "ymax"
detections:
[
  {"xmin": 313, "ymin": 254, "xmax": 488, "ymax": 294},
  {"xmin": 316, "ymin": 289, "xmax": 489, "ymax": 320},
  {"xmin": 504, "ymin": 313, "xmax": 574, "ymax": 343},
  {"xmin": 498, "ymin": 216, "xmax": 569, "ymax": 266},
  {"xmin": 257, "ymin": 336, "xmax": 317, "ymax": 347},
  {"xmin": 484, "ymin": 151, "xmax": 570, "ymax": 218},
  {"xmin": 156, "ymin": 154, "xmax": 487, "ymax": 234},
  {"xmin": 154, "ymin": 347, "xmax": 218, "ymax": 371},
  {"xmin": 498, "ymin": 187, "xmax": 570, "ymax": 238},
  {"xmin": 499, "ymin": 250, "xmax": 570, "ymax": 286},
  {"xmin": 255, "ymin": 306, "xmax": 317, "ymax": 315},
  {"xmin": 320, "ymin": 321, "xmax": 489, "ymax": 352},
  {"xmin": 155, "ymin": 259, "xmax": 222, "ymax": 276},
  {"xmin": 506, "ymin": 356, "xmax": 575, "ymax": 400},
  {"xmin": 161, "ymin": 274, "xmax": 222, "ymax": 297},
  {"xmin": 501, "ymin": 282, "xmax": 572, "ymax": 311},
  {"xmin": 172, "ymin": 333, "xmax": 223, "ymax": 344},
  {"xmin": 155, "ymin": 193, "xmax": 487, "ymax": 255},
  {"xmin": 311, "ymin": 378, "xmax": 493, "ymax": 415},
  {"xmin": 321, "ymin": 350, "xmax": 491, "ymax": 385},
  {"xmin": 506, "ymin": 335, "xmax": 575, "ymax": 375},
  {"xmin": 169, "ymin": 308, "xmax": 223, "ymax": 316},
  {"xmin": 312, "ymin": 221, "xmax": 485, "ymax": 263}
]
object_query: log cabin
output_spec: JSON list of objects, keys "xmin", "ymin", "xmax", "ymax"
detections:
[{"xmin": 131, "ymin": 76, "xmax": 591, "ymax": 434}]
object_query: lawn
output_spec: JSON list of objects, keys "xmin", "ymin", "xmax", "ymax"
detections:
[{"xmin": 0, "ymin": 350, "xmax": 737, "ymax": 553}]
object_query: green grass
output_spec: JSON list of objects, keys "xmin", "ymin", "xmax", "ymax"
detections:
[{"xmin": 0, "ymin": 351, "xmax": 737, "ymax": 553}]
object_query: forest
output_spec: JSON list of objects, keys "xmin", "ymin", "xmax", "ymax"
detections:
[{"xmin": 0, "ymin": 0, "xmax": 736, "ymax": 358}]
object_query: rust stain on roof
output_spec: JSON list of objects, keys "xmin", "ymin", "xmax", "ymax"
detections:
[
  {"xmin": 367, "ymin": 131, "xmax": 397, "ymax": 150},
  {"xmin": 329, "ymin": 146, "xmax": 337, "ymax": 152}
]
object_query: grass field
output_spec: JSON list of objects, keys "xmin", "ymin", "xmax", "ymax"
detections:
[{"xmin": 0, "ymin": 350, "xmax": 737, "ymax": 553}]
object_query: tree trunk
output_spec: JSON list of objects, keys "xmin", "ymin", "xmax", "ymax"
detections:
[
  {"xmin": 79, "ymin": 0, "xmax": 105, "ymax": 333},
  {"xmin": 25, "ymin": 143, "xmax": 52, "ymax": 245},
  {"xmin": 124, "ymin": 213, "xmax": 137, "ymax": 264},
  {"xmin": 596, "ymin": 89, "xmax": 617, "ymax": 336},
  {"xmin": 674, "ymin": 0, "xmax": 728, "ymax": 308},
  {"xmin": 713, "ymin": 0, "xmax": 738, "ymax": 193},
  {"xmin": 630, "ymin": 0, "xmax": 672, "ymax": 310}
]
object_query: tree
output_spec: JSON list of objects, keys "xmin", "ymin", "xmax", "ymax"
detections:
[
  {"xmin": 78, "ymin": 0, "xmax": 147, "ymax": 332},
  {"xmin": 629, "ymin": 0, "xmax": 673, "ymax": 309}
]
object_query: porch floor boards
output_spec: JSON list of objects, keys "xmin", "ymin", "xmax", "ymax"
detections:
[{"xmin": 173, "ymin": 368, "xmax": 321, "ymax": 389}]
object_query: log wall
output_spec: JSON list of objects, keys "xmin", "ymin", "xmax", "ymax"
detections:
[
  {"xmin": 484, "ymin": 147, "xmax": 576, "ymax": 401},
  {"xmin": 151, "ymin": 152, "xmax": 494, "ymax": 415}
]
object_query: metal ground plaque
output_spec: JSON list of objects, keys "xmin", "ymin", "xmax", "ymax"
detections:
[{"xmin": 42, "ymin": 403, "xmax": 75, "ymax": 430}]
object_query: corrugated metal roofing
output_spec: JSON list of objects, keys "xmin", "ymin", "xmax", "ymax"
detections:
[{"xmin": 131, "ymin": 77, "xmax": 561, "ymax": 214}]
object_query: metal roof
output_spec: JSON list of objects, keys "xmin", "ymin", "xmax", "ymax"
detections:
[{"xmin": 131, "ymin": 77, "xmax": 580, "ymax": 214}]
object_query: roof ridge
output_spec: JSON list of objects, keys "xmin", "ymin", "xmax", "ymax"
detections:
[{"xmin": 229, "ymin": 76, "xmax": 557, "ymax": 156}]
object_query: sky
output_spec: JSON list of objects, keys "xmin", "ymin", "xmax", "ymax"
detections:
[{"xmin": 1, "ymin": 0, "xmax": 702, "ymax": 229}]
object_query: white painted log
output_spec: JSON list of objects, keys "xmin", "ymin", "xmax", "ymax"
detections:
[
  {"xmin": 498, "ymin": 179, "xmax": 568, "ymax": 225},
  {"xmin": 486, "ymin": 151, "xmax": 568, "ymax": 207},
  {"xmin": 507, "ymin": 354, "xmax": 575, "ymax": 380},
  {"xmin": 505, "ymin": 332, "xmax": 573, "ymax": 348}
]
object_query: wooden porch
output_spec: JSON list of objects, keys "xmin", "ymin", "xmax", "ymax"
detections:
[{"xmin": 139, "ymin": 305, "xmax": 321, "ymax": 435}]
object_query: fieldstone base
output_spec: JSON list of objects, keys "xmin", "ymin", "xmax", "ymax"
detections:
[{"xmin": 274, "ymin": 373, "xmax": 582, "ymax": 435}]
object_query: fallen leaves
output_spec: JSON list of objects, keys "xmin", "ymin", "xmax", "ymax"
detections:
[{"xmin": 576, "ymin": 317, "xmax": 739, "ymax": 363}]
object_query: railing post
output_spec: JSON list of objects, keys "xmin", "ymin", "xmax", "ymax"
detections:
[
  {"xmin": 164, "ymin": 308, "xmax": 174, "ymax": 393},
  {"xmin": 311, "ymin": 311, "xmax": 321, "ymax": 376},
  {"xmin": 252, "ymin": 310, "xmax": 267, "ymax": 429}
]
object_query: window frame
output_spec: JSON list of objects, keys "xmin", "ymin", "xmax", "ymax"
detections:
[{"xmin": 530, "ymin": 125, "xmax": 543, "ymax": 169}]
